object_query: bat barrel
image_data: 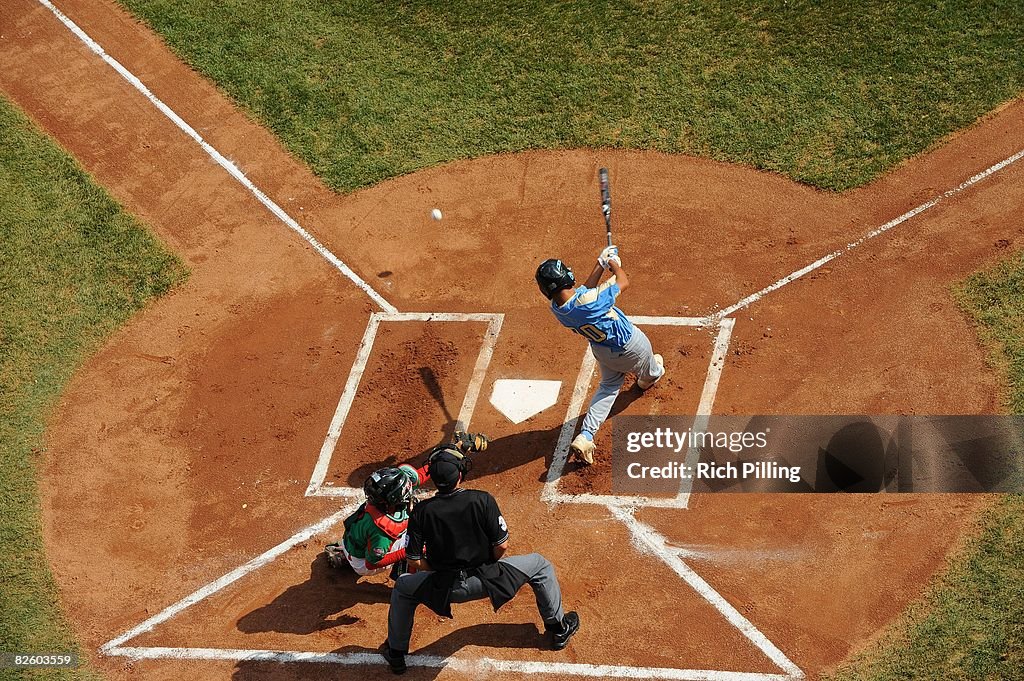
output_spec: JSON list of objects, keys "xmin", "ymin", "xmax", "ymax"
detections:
[{"xmin": 599, "ymin": 168, "xmax": 612, "ymax": 246}]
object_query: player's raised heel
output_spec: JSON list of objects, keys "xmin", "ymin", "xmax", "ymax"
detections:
[
  {"xmin": 637, "ymin": 353, "xmax": 665, "ymax": 390},
  {"xmin": 570, "ymin": 433, "xmax": 596, "ymax": 465}
]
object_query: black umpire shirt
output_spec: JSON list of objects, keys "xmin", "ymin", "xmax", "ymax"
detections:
[{"xmin": 406, "ymin": 488, "xmax": 517, "ymax": 616}]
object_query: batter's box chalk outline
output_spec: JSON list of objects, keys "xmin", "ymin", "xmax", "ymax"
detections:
[
  {"xmin": 305, "ymin": 311, "xmax": 504, "ymax": 497},
  {"xmin": 99, "ymin": 501, "xmax": 803, "ymax": 680},
  {"xmin": 543, "ymin": 316, "xmax": 736, "ymax": 510}
]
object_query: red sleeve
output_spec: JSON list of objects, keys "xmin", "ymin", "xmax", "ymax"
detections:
[
  {"xmin": 365, "ymin": 547, "xmax": 406, "ymax": 570},
  {"xmin": 416, "ymin": 464, "xmax": 430, "ymax": 486}
]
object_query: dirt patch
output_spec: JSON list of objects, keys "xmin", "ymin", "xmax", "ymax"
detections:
[
  {"xmin": 326, "ymin": 320, "xmax": 488, "ymax": 488},
  {"xmin": 1, "ymin": 0, "xmax": 1023, "ymax": 679}
]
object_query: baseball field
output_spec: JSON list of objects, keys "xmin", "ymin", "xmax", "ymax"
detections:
[{"xmin": 2, "ymin": 1, "xmax": 1024, "ymax": 680}]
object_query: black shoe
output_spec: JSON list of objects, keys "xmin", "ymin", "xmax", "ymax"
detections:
[
  {"xmin": 551, "ymin": 611, "xmax": 580, "ymax": 650},
  {"xmin": 379, "ymin": 642, "xmax": 407, "ymax": 675}
]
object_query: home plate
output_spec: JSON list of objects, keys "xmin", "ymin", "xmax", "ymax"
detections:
[{"xmin": 489, "ymin": 379, "xmax": 561, "ymax": 424}]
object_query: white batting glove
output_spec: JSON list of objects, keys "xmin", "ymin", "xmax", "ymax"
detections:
[{"xmin": 598, "ymin": 245, "xmax": 620, "ymax": 270}]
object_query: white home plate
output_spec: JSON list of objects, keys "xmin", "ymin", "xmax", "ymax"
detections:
[{"xmin": 489, "ymin": 379, "xmax": 562, "ymax": 424}]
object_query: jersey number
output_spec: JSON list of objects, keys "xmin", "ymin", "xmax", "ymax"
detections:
[{"xmin": 574, "ymin": 324, "xmax": 607, "ymax": 343}]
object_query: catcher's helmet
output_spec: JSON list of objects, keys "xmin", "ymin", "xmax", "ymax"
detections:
[
  {"xmin": 535, "ymin": 259, "xmax": 575, "ymax": 300},
  {"xmin": 363, "ymin": 467, "xmax": 414, "ymax": 512}
]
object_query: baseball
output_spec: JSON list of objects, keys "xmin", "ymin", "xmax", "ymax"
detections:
[{"xmin": 431, "ymin": 208, "xmax": 443, "ymax": 221}]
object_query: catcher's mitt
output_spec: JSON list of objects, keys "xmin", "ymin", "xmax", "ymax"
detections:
[
  {"xmin": 324, "ymin": 543, "xmax": 350, "ymax": 570},
  {"xmin": 451, "ymin": 431, "xmax": 489, "ymax": 454}
]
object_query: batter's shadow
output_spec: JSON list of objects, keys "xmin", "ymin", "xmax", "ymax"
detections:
[
  {"xmin": 344, "ymin": 381, "xmax": 648, "ymax": 489},
  {"xmin": 230, "ymin": 623, "xmax": 544, "ymax": 681},
  {"xmin": 463, "ymin": 383, "xmax": 649, "ymax": 485},
  {"xmin": 236, "ymin": 551, "xmax": 391, "ymax": 636}
]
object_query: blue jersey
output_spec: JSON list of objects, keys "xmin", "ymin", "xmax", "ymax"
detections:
[{"xmin": 550, "ymin": 277, "xmax": 634, "ymax": 349}]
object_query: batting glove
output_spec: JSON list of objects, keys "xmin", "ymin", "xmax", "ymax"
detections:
[{"xmin": 598, "ymin": 245, "xmax": 620, "ymax": 270}]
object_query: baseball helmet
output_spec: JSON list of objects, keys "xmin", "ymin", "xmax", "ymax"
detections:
[
  {"xmin": 427, "ymin": 445, "xmax": 472, "ymax": 492},
  {"xmin": 363, "ymin": 467, "xmax": 414, "ymax": 511},
  {"xmin": 535, "ymin": 259, "xmax": 575, "ymax": 299}
]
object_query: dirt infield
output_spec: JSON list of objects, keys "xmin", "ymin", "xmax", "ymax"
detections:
[{"xmin": 2, "ymin": 0, "xmax": 1024, "ymax": 679}]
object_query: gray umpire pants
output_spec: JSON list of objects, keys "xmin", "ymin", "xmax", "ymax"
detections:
[
  {"xmin": 386, "ymin": 553, "xmax": 565, "ymax": 653},
  {"xmin": 582, "ymin": 327, "xmax": 663, "ymax": 436}
]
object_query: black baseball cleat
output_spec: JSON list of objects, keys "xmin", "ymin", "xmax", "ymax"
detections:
[
  {"xmin": 379, "ymin": 641, "xmax": 407, "ymax": 675},
  {"xmin": 550, "ymin": 611, "xmax": 581, "ymax": 650}
]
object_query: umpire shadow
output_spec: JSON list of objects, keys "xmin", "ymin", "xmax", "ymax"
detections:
[
  {"xmin": 230, "ymin": 623, "xmax": 543, "ymax": 681},
  {"xmin": 236, "ymin": 552, "xmax": 391, "ymax": 635},
  {"xmin": 416, "ymin": 621, "xmax": 547, "ymax": 655}
]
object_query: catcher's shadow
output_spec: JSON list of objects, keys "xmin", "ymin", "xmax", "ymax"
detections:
[{"xmin": 236, "ymin": 551, "xmax": 391, "ymax": 636}]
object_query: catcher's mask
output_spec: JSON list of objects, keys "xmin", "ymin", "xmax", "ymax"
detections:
[
  {"xmin": 535, "ymin": 259, "xmax": 575, "ymax": 300},
  {"xmin": 427, "ymin": 446, "xmax": 470, "ymax": 493},
  {"xmin": 363, "ymin": 467, "xmax": 414, "ymax": 512}
]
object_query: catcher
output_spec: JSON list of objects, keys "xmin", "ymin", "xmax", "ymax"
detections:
[{"xmin": 324, "ymin": 431, "xmax": 489, "ymax": 579}]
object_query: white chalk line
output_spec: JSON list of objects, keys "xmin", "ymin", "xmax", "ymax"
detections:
[
  {"xmin": 455, "ymin": 314, "xmax": 505, "ymax": 431},
  {"xmin": 708, "ymin": 147, "xmax": 1024, "ymax": 323},
  {"xmin": 631, "ymin": 316, "xmax": 714, "ymax": 326},
  {"xmin": 306, "ymin": 312, "xmax": 504, "ymax": 496},
  {"xmin": 105, "ymin": 646, "xmax": 793, "ymax": 680},
  {"xmin": 100, "ymin": 504, "xmax": 358, "ymax": 653},
  {"xmin": 542, "ymin": 345, "xmax": 598, "ymax": 504},
  {"xmin": 677, "ymin": 319, "xmax": 735, "ymax": 499},
  {"xmin": 308, "ymin": 486, "xmax": 365, "ymax": 498},
  {"xmin": 544, "ymin": 317, "xmax": 733, "ymax": 509},
  {"xmin": 37, "ymin": 0, "xmax": 397, "ymax": 314},
  {"xmin": 610, "ymin": 506, "xmax": 803, "ymax": 679},
  {"xmin": 304, "ymin": 315, "xmax": 382, "ymax": 495},
  {"xmin": 669, "ymin": 545, "xmax": 807, "ymax": 565}
]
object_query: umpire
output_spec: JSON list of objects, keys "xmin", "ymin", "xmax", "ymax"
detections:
[{"xmin": 379, "ymin": 446, "xmax": 580, "ymax": 674}]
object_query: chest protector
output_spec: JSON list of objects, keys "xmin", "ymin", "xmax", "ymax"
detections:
[{"xmin": 344, "ymin": 502, "xmax": 406, "ymax": 540}]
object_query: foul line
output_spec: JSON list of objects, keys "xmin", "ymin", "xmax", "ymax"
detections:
[
  {"xmin": 306, "ymin": 312, "xmax": 504, "ymax": 496},
  {"xmin": 38, "ymin": 0, "xmax": 397, "ymax": 314},
  {"xmin": 610, "ymin": 506, "xmax": 803, "ymax": 679},
  {"xmin": 100, "ymin": 504, "xmax": 358, "ymax": 653},
  {"xmin": 708, "ymin": 147, "xmax": 1024, "ymax": 322}
]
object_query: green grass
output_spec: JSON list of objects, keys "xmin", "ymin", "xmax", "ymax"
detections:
[
  {"xmin": 956, "ymin": 253, "xmax": 1024, "ymax": 413},
  {"xmin": 825, "ymin": 262, "xmax": 1024, "ymax": 681},
  {"xmin": 0, "ymin": 95, "xmax": 186, "ymax": 679},
  {"xmin": 117, "ymin": 0, "xmax": 1024, "ymax": 193},
  {"xmin": 827, "ymin": 495, "xmax": 1024, "ymax": 681}
]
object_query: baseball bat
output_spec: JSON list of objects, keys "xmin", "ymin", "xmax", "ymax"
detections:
[{"xmin": 599, "ymin": 167, "xmax": 612, "ymax": 247}]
